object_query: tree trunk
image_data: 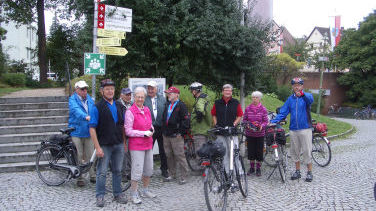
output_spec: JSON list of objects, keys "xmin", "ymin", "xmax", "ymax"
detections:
[{"xmin": 37, "ymin": 0, "xmax": 47, "ymax": 83}]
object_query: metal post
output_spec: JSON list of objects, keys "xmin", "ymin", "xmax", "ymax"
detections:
[
  {"xmin": 92, "ymin": 0, "xmax": 99, "ymax": 101},
  {"xmin": 239, "ymin": 0, "xmax": 245, "ymax": 111},
  {"xmin": 316, "ymin": 62, "xmax": 324, "ymax": 115}
]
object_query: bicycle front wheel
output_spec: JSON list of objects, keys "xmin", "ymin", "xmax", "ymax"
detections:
[
  {"xmin": 36, "ymin": 145, "xmax": 71, "ymax": 186},
  {"xmin": 311, "ymin": 136, "xmax": 332, "ymax": 167},
  {"xmin": 263, "ymin": 145, "xmax": 277, "ymax": 167},
  {"xmin": 204, "ymin": 166, "xmax": 227, "ymax": 211},
  {"xmin": 185, "ymin": 139, "xmax": 203, "ymax": 172},
  {"xmin": 235, "ymin": 155, "xmax": 248, "ymax": 197}
]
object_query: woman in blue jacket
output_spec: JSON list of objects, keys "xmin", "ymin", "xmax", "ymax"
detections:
[
  {"xmin": 271, "ymin": 77, "xmax": 314, "ymax": 182},
  {"xmin": 68, "ymin": 80, "xmax": 95, "ymax": 186}
]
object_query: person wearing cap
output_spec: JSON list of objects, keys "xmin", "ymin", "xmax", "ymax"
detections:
[
  {"xmin": 211, "ymin": 84, "xmax": 243, "ymax": 174},
  {"xmin": 117, "ymin": 87, "xmax": 133, "ymax": 182},
  {"xmin": 144, "ymin": 81, "xmax": 169, "ymax": 179},
  {"xmin": 161, "ymin": 86, "xmax": 190, "ymax": 185},
  {"xmin": 89, "ymin": 79, "xmax": 128, "ymax": 207},
  {"xmin": 189, "ymin": 82, "xmax": 212, "ymax": 170},
  {"xmin": 271, "ymin": 77, "xmax": 314, "ymax": 182},
  {"xmin": 68, "ymin": 80, "xmax": 95, "ymax": 187}
]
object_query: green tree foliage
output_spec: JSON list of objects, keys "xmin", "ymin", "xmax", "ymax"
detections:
[
  {"xmin": 334, "ymin": 10, "xmax": 376, "ymax": 106},
  {"xmin": 283, "ymin": 38, "xmax": 310, "ymax": 62},
  {"xmin": 267, "ymin": 53, "xmax": 305, "ymax": 85}
]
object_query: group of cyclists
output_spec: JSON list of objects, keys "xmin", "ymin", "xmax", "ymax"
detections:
[{"xmin": 68, "ymin": 76, "xmax": 314, "ymax": 207}]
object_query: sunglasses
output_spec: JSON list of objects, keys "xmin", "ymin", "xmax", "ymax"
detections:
[{"xmin": 80, "ymin": 88, "xmax": 88, "ymax": 91}]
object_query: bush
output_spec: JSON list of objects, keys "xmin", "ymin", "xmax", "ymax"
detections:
[
  {"xmin": 2, "ymin": 73, "xmax": 26, "ymax": 87},
  {"xmin": 277, "ymin": 85, "xmax": 292, "ymax": 102}
]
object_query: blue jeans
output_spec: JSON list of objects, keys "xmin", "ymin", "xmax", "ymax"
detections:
[{"xmin": 96, "ymin": 143, "xmax": 124, "ymax": 198}]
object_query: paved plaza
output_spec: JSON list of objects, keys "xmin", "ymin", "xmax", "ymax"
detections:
[{"xmin": 1, "ymin": 118, "xmax": 375, "ymax": 210}]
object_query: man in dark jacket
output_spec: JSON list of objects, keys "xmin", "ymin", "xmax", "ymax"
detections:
[
  {"xmin": 89, "ymin": 79, "xmax": 127, "ymax": 207},
  {"xmin": 162, "ymin": 86, "xmax": 190, "ymax": 184},
  {"xmin": 144, "ymin": 81, "xmax": 169, "ymax": 179}
]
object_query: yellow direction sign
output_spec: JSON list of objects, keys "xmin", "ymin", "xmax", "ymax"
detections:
[
  {"xmin": 97, "ymin": 28, "xmax": 125, "ymax": 39},
  {"xmin": 96, "ymin": 37, "xmax": 121, "ymax": 46},
  {"xmin": 99, "ymin": 46, "xmax": 128, "ymax": 56}
]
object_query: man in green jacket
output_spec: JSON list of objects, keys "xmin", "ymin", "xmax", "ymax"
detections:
[{"xmin": 189, "ymin": 82, "xmax": 212, "ymax": 166}]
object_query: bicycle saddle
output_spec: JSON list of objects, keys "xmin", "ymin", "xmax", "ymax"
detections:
[{"xmin": 59, "ymin": 127, "xmax": 75, "ymax": 135}]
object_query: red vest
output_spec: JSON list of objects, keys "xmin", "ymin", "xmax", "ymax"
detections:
[{"xmin": 128, "ymin": 104, "xmax": 153, "ymax": 150}]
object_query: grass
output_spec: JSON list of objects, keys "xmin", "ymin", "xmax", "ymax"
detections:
[
  {"xmin": 175, "ymin": 85, "xmax": 353, "ymax": 137},
  {"xmin": 0, "ymin": 86, "xmax": 30, "ymax": 97}
]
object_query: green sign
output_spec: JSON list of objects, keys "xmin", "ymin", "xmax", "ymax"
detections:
[{"xmin": 84, "ymin": 53, "xmax": 106, "ymax": 75}]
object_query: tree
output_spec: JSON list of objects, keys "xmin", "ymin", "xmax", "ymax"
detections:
[
  {"xmin": 284, "ymin": 38, "xmax": 311, "ymax": 62},
  {"xmin": 267, "ymin": 53, "xmax": 305, "ymax": 85},
  {"xmin": 334, "ymin": 10, "xmax": 376, "ymax": 106}
]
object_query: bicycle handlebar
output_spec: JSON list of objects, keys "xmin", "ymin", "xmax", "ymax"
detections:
[{"xmin": 208, "ymin": 126, "xmax": 240, "ymax": 136}]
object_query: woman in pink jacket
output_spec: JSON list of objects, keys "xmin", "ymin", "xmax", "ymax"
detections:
[
  {"xmin": 124, "ymin": 87, "xmax": 156, "ymax": 204},
  {"xmin": 243, "ymin": 91, "xmax": 269, "ymax": 176}
]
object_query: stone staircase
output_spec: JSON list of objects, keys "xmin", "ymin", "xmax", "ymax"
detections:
[{"xmin": 0, "ymin": 96, "xmax": 69, "ymax": 173}]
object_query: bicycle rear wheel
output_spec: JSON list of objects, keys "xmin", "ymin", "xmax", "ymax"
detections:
[
  {"xmin": 263, "ymin": 145, "xmax": 277, "ymax": 167},
  {"xmin": 277, "ymin": 147, "xmax": 287, "ymax": 183},
  {"xmin": 204, "ymin": 165, "xmax": 227, "ymax": 211},
  {"xmin": 311, "ymin": 136, "xmax": 332, "ymax": 167},
  {"xmin": 235, "ymin": 155, "xmax": 248, "ymax": 197},
  {"xmin": 36, "ymin": 145, "xmax": 71, "ymax": 186},
  {"xmin": 185, "ymin": 139, "xmax": 203, "ymax": 172}
]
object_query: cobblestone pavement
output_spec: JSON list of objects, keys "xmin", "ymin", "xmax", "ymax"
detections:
[
  {"xmin": 1, "ymin": 118, "xmax": 375, "ymax": 210},
  {"xmin": 1, "ymin": 88, "xmax": 66, "ymax": 98}
]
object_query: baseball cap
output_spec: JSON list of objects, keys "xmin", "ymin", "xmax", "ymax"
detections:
[
  {"xmin": 75, "ymin": 80, "xmax": 89, "ymax": 89},
  {"xmin": 147, "ymin": 81, "xmax": 157, "ymax": 87},
  {"xmin": 100, "ymin": 79, "xmax": 115, "ymax": 88},
  {"xmin": 121, "ymin": 88, "xmax": 132, "ymax": 94},
  {"xmin": 164, "ymin": 86, "xmax": 180, "ymax": 94}
]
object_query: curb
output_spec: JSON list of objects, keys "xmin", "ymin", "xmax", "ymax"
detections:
[{"xmin": 327, "ymin": 126, "xmax": 355, "ymax": 140}]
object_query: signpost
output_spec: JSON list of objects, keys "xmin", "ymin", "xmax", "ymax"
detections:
[
  {"xmin": 84, "ymin": 53, "xmax": 106, "ymax": 75},
  {"xmin": 316, "ymin": 56, "xmax": 329, "ymax": 115},
  {"xmin": 96, "ymin": 37, "xmax": 121, "ymax": 46},
  {"xmin": 97, "ymin": 28, "xmax": 125, "ymax": 39},
  {"xmin": 99, "ymin": 47, "xmax": 128, "ymax": 56},
  {"xmin": 97, "ymin": 4, "xmax": 132, "ymax": 32}
]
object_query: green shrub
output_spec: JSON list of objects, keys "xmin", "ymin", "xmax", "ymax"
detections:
[
  {"xmin": 277, "ymin": 85, "xmax": 292, "ymax": 102},
  {"xmin": 2, "ymin": 73, "xmax": 26, "ymax": 87}
]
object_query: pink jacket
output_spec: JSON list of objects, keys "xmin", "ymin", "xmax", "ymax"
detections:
[
  {"xmin": 243, "ymin": 103, "xmax": 268, "ymax": 137},
  {"xmin": 124, "ymin": 104, "xmax": 153, "ymax": 150}
]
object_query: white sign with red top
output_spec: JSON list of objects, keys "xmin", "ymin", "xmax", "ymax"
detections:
[{"xmin": 97, "ymin": 4, "xmax": 132, "ymax": 32}]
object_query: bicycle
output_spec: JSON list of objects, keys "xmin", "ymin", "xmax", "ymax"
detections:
[
  {"xmin": 311, "ymin": 120, "xmax": 332, "ymax": 167},
  {"xmin": 201, "ymin": 126, "xmax": 248, "ymax": 211},
  {"xmin": 263, "ymin": 123, "xmax": 288, "ymax": 183},
  {"xmin": 184, "ymin": 131, "xmax": 203, "ymax": 172},
  {"xmin": 36, "ymin": 127, "xmax": 131, "ymax": 192}
]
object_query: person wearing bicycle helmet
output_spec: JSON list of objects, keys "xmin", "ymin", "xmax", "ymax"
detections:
[
  {"xmin": 189, "ymin": 82, "xmax": 213, "ymax": 169},
  {"xmin": 68, "ymin": 80, "xmax": 96, "ymax": 186},
  {"xmin": 271, "ymin": 77, "xmax": 314, "ymax": 182},
  {"xmin": 89, "ymin": 79, "xmax": 128, "ymax": 207},
  {"xmin": 211, "ymin": 84, "xmax": 243, "ymax": 174},
  {"xmin": 242, "ymin": 91, "xmax": 268, "ymax": 176}
]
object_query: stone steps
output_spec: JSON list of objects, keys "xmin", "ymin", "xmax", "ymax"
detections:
[{"xmin": 0, "ymin": 95, "xmax": 69, "ymax": 173}]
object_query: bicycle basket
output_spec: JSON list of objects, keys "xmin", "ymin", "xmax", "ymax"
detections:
[
  {"xmin": 197, "ymin": 140, "xmax": 226, "ymax": 159},
  {"xmin": 313, "ymin": 123, "xmax": 328, "ymax": 136}
]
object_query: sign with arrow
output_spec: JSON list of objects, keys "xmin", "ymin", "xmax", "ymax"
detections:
[
  {"xmin": 84, "ymin": 53, "xmax": 106, "ymax": 75},
  {"xmin": 99, "ymin": 47, "xmax": 128, "ymax": 56},
  {"xmin": 97, "ymin": 4, "xmax": 132, "ymax": 32},
  {"xmin": 97, "ymin": 28, "xmax": 125, "ymax": 39},
  {"xmin": 96, "ymin": 37, "xmax": 121, "ymax": 46}
]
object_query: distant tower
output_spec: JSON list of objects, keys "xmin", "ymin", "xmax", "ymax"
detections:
[{"xmin": 248, "ymin": 0, "xmax": 273, "ymax": 23}]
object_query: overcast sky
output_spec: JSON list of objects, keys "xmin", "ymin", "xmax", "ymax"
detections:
[{"xmin": 273, "ymin": 0, "xmax": 376, "ymax": 38}]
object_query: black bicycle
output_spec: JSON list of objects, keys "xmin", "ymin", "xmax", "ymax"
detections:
[
  {"xmin": 36, "ymin": 127, "xmax": 131, "ymax": 192},
  {"xmin": 184, "ymin": 131, "xmax": 203, "ymax": 172},
  {"xmin": 202, "ymin": 126, "xmax": 248, "ymax": 211}
]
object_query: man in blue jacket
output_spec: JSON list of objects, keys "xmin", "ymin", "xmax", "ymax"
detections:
[
  {"xmin": 68, "ymin": 80, "xmax": 95, "ymax": 186},
  {"xmin": 271, "ymin": 77, "xmax": 314, "ymax": 182}
]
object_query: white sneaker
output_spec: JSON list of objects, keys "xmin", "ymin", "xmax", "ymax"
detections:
[
  {"xmin": 131, "ymin": 192, "xmax": 142, "ymax": 204},
  {"xmin": 140, "ymin": 189, "xmax": 156, "ymax": 198}
]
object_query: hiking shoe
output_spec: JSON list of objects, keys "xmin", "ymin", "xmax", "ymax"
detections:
[
  {"xmin": 247, "ymin": 168, "xmax": 255, "ymax": 176},
  {"xmin": 131, "ymin": 192, "xmax": 142, "ymax": 204},
  {"xmin": 90, "ymin": 177, "xmax": 96, "ymax": 184},
  {"xmin": 256, "ymin": 168, "xmax": 261, "ymax": 177},
  {"xmin": 305, "ymin": 171, "xmax": 313, "ymax": 182},
  {"xmin": 96, "ymin": 196, "xmax": 105, "ymax": 207},
  {"xmin": 163, "ymin": 176, "xmax": 172, "ymax": 182},
  {"xmin": 140, "ymin": 189, "xmax": 157, "ymax": 198},
  {"xmin": 114, "ymin": 194, "xmax": 128, "ymax": 204},
  {"xmin": 178, "ymin": 179, "xmax": 187, "ymax": 185},
  {"xmin": 291, "ymin": 170, "xmax": 301, "ymax": 180},
  {"xmin": 77, "ymin": 180, "xmax": 85, "ymax": 187}
]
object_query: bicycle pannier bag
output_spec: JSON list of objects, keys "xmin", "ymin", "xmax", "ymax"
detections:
[
  {"xmin": 197, "ymin": 141, "xmax": 226, "ymax": 159},
  {"xmin": 276, "ymin": 128, "xmax": 286, "ymax": 145}
]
